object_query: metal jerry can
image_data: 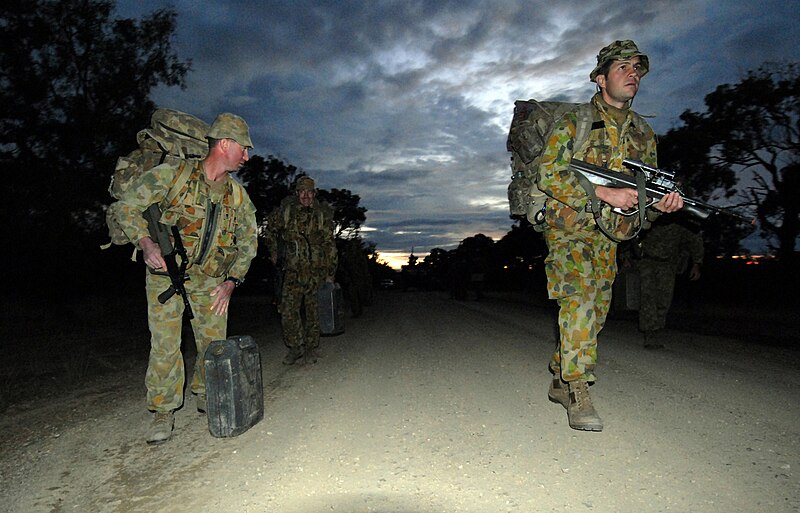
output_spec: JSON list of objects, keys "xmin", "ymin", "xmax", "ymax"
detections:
[
  {"xmin": 203, "ymin": 335, "xmax": 264, "ymax": 438},
  {"xmin": 318, "ymin": 282, "xmax": 345, "ymax": 336}
]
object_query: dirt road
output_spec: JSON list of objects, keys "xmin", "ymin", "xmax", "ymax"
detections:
[{"xmin": 1, "ymin": 291, "xmax": 798, "ymax": 512}]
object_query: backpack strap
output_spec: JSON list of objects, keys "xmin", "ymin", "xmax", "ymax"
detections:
[
  {"xmin": 228, "ymin": 177, "xmax": 245, "ymax": 208},
  {"xmin": 572, "ymin": 103, "xmax": 594, "ymax": 156},
  {"xmin": 570, "ymin": 103, "xmax": 647, "ymax": 242},
  {"xmin": 528, "ymin": 103, "xmax": 594, "ymax": 226},
  {"xmin": 162, "ymin": 160, "xmax": 193, "ymax": 209}
]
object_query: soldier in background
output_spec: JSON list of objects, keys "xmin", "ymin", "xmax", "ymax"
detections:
[
  {"xmin": 266, "ymin": 176, "xmax": 338, "ymax": 365},
  {"xmin": 637, "ymin": 215, "xmax": 704, "ymax": 349},
  {"xmin": 336, "ymin": 238, "xmax": 372, "ymax": 318}
]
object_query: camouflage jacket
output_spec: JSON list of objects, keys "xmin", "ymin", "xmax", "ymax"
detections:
[
  {"xmin": 116, "ymin": 160, "xmax": 258, "ymax": 280},
  {"xmin": 537, "ymin": 93, "xmax": 658, "ymax": 238},
  {"xmin": 265, "ymin": 195, "xmax": 338, "ymax": 282},
  {"xmin": 639, "ymin": 219, "xmax": 704, "ymax": 272}
]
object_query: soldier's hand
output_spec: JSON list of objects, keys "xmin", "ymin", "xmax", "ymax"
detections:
[
  {"xmin": 596, "ymin": 186, "xmax": 638, "ymax": 210},
  {"xmin": 689, "ymin": 263, "xmax": 702, "ymax": 281},
  {"xmin": 210, "ymin": 280, "xmax": 236, "ymax": 316},
  {"xmin": 140, "ymin": 237, "xmax": 166, "ymax": 271},
  {"xmin": 653, "ymin": 191, "xmax": 684, "ymax": 213}
]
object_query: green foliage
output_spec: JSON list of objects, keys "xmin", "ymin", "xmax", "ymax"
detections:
[
  {"xmin": 659, "ymin": 62, "xmax": 799, "ymax": 260},
  {"xmin": 365, "ymin": 241, "xmax": 396, "ymax": 284},
  {"xmin": 317, "ymin": 188, "xmax": 368, "ymax": 238},
  {"xmin": 2, "ymin": 1, "xmax": 190, "ymax": 293}
]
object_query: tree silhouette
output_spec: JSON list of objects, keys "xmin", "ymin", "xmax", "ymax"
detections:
[
  {"xmin": 236, "ymin": 155, "xmax": 299, "ymax": 232},
  {"xmin": 2, "ymin": 1, "xmax": 190, "ymax": 292},
  {"xmin": 317, "ymin": 188, "xmax": 367, "ymax": 239},
  {"xmin": 660, "ymin": 62, "xmax": 799, "ymax": 261}
]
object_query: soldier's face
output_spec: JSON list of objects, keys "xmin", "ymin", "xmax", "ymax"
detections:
[
  {"xmin": 298, "ymin": 189, "xmax": 315, "ymax": 207},
  {"xmin": 597, "ymin": 56, "xmax": 643, "ymax": 108},
  {"xmin": 223, "ymin": 139, "xmax": 249, "ymax": 171}
]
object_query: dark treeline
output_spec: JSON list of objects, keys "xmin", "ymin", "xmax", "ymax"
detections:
[
  {"xmin": 0, "ymin": 1, "xmax": 385, "ymax": 302},
  {"xmin": 394, "ymin": 221, "xmax": 794, "ymax": 310}
]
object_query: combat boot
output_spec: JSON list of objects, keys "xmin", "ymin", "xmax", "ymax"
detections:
[
  {"xmin": 303, "ymin": 345, "xmax": 319, "ymax": 365},
  {"xmin": 282, "ymin": 346, "xmax": 304, "ymax": 365},
  {"xmin": 146, "ymin": 411, "xmax": 175, "ymax": 445},
  {"xmin": 643, "ymin": 330, "xmax": 665, "ymax": 350},
  {"xmin": 566, "ymin": 381, "xmax": 603, "ymax": 432},
  {"xmin": 548, "ymin": 374, "xmax": 568, "ymax": 408},
  {"xmin": 196, "ymin": 393, "xmax": 207, "ymax": 414}
]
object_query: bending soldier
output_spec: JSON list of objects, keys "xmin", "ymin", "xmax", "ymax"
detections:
[{"xmin": 116, "ymin": 113, "xmax": 258, "ymax": 444}]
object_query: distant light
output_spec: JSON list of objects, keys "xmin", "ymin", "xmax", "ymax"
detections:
[
  {"xmin": 375, "ymin": 251, "xmax": 429, "ymax": 270},
  {"xmin": 721, "ymin": 254, "xmax": 773, "ymax": 265}
]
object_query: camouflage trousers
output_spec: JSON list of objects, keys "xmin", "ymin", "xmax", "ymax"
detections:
[
  {"xmin": 278, "ymin": 271, "xmax": 321, "ymax": 351},
  {"xmin": 637, "ymin": 259, "xmax": 676, "ymax": 333},
  {"xmin": 544, "ymin": 228, "xmax": 617, "ymax": 383},
  {"xmin": 145, "ymin": 266, "xmax": 227, "ymax": 412}
]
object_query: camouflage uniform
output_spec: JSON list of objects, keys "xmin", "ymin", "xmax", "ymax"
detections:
[
  {"xmin": 336, "ymin": 238, "xmax": 372, "ymax": 317},
  {"xmin": 266, "ymin": 185, "xmax": 337, "ymax": 356},
  {"xmin": 116, "ymin": 117, "xmax": 258, "ymax": 413},
  {"xmin": 538, "ymin": 92, "xmax": 658, "ymax": 383},
  {"xmin": 637, "ymin": 219, "xmax": 703, "ymax": 333}
]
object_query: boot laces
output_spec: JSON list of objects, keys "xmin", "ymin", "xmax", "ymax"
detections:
[
  {"xmin": 154, "ymin": 412, "xmax": 172, "ymax": 423},
  {"xmin": 571, "ymin": 382, "xmax": 593, "ymax": 410}
]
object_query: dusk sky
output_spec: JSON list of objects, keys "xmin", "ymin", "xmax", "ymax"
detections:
[{"xmin": 117, "ymin": 1, "xmax": 798, "ymax": 268}]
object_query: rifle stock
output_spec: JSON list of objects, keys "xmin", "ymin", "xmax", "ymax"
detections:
[{"xmin": 143, "ymin": 204, "xmax": 194, "ymax": 319}]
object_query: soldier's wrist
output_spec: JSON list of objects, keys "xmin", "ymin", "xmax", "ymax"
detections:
[{"xmin": 224, "ymin": 276, "xmax": 243, "ymax": 288}]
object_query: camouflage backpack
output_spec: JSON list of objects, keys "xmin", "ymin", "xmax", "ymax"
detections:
[
  {"xmin": 103, "ymin": 108, "xmax": 210, "ymax": 248},
  {"xmin": 506, "ymin": 100, "xmax": 593, "ymax": 229}
]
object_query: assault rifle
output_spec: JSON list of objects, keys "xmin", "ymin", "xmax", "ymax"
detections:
[
  {"xmin": 143, "ymin": 204, "xmax": 194, "ymax": 320},
  {"xmin": 570, "ymin": 158, "xmax": 752, "ymax": 223}
]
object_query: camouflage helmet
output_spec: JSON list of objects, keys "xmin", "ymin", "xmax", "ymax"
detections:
[
  {"xmin": 590, "ymin": 40, "xmax": 649, "ymax": 82},
  {"xmin": 207, "ymin": 112, "xmax": 254, "ymax": 149},
  {"xmin": 295, "ymin": 176, "xmax": 316, "ymax": 191}
]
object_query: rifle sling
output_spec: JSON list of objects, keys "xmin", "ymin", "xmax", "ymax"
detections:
[{"xmin": 575, "ymin": 167, "xmax": 647, "ymax": 243}]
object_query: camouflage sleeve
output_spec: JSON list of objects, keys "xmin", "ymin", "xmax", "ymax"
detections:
[
  {"xmin": 536, "ymin": 111, "xmax": 590, "ymax": 212},
  {"xmin": 227, "ymin": 191, "xmax": 258, "ymax": 280},
  {"xmin": 685, "ymin": 228, "xmax": 704, "ymax": 264},
  {"xmin": 116, "ymin": 164, "xmax": 180, "ymax": 245}
]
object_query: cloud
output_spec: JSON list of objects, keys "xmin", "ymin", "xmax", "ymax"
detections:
[{"xmin": 116, "ymin": 0, "xmax": 799, "ymax": 259}]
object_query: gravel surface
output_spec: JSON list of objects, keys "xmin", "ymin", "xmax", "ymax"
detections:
[{"xmin": 1, "ymin": 291, "xmax": 798, "ymax": 513}]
